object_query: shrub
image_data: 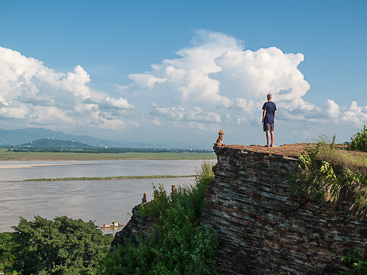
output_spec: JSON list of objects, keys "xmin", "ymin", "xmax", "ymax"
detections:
[
  {"xmin": 139, "ymin": 161, "xmax": 215, "ymax": 222},
  {"xmin": 100, "ymin": 161, "xmax": 219, "ymax": 274},
  {"xmin": 0, "ymin": 232, "xmax": 18, "ymax": 274},
  {"xmin": 341, "ymin": 248, "xmax": 367, "ymax": 275},
  {"xmin": 171, "ymin": 161, "xmax": 215, "ymax": 222},
  {"xmin": 347, "ymin": 125, "xmax": 367, "ymax": 152},
  {"xmin": 8, "ymin": 216, "xmax": 113, "ymax": 274}
]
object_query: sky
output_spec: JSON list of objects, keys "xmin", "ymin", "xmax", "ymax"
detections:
[{"xmin": 0, "ymin": 1, "xmax": 366, "ymax": 148}]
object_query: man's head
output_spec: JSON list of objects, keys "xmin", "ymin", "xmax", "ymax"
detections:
[{"xmin": 267, "ymin": 94, "xmax": 272, "ymax": 101}]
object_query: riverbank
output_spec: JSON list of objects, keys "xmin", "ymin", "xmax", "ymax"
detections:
[{"xmin": 0, "ymin": 150, "xmax": 216, "ymax": 161}]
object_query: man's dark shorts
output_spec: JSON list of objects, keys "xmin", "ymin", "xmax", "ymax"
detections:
[{"xmin": 263, "ymin": 123, "xmax": 274, "ymax": 132}]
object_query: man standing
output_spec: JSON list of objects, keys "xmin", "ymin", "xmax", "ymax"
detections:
[{"xmin": 262, "ymin": 94, "xmax": 277, "ymax": 147}]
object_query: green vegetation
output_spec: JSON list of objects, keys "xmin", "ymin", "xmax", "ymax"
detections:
[
  {"xmin": 15, "ymin": 138, "xmax": 95, "ymax": 150},
  {"xmin": 0, "ymin": 149, "xmax": 216, "ymax": 161},
  {"xmin": 99, "ymin": 161, "xmax": 219, "ymax": 275},
  {"xmin": 23, "ymin": 175, "xmax": 195, "ymax": 182},
  {"xmin": 341, "ymin": 248, "xmax": 367, "ymax": 275},
  {"xmin": 7, "ymin": 137, "xmax": 215, "ymax": 155},
  {"xmin": 288, "ymin": 138, "xmax": 367, "ymax": 214},
  {"xmin": 288, "ymin": 133, "xmax": 367, "ymax": 274},
  {"xmin": 0, "ymin": 161, "xmax": 217, "ymax": 274},
  {"xmin": 0, "ymin": 232, "xmax": 16, "ymax": 274},
  {"xmin": 346, "ymin": 125, "xmax": 367, "ymax": 152},
  {"xmin": 0, "ymin": 216, "xmax": 113, "ymax": 275},
  {"xmin": 314, "ymin": 145, "xmax": 367, "ymax": 175}
]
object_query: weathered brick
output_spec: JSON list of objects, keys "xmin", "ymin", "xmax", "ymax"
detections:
[{"xmin": 202, "ymin": 144, "xmax": 366, "ymax": 274}]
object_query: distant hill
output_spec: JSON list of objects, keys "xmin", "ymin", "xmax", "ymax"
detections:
[
  {"xmin": 16, "ymin": 138, "xmax": 97, "ymax": 150},
  {"xmin": 0, "ymin": 128, "xmax": 107, "ymax": 147},
  {"xmin": 0, "ymin": 128, "xmax": 188, "ymax": 149}
]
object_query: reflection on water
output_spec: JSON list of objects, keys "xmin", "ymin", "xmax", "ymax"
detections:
[{"xmin": 0, "ymin": 160, "xmax": 210, "ymax": 233}]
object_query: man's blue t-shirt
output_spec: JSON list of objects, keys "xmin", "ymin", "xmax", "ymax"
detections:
[{"xmin": 262, "ymin": 102, "xmax": 277, "ymax": 124}]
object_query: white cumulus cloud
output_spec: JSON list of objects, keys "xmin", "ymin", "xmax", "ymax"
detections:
[
  {"xmin": 128, "ymin": 74, "xmax": 167, "ymax": 89},
  {"xmin": 2, "ymin": 30, "xmax": 367, "ymax": 145},
  {"xmin": 0, "ymin": 46, "xmax": 134, "ymax": 131},
  {"xmin": 128, "ymin": 30, "xmax": 367, "ymax": 133},
  {"xmin": 341, "ymin": 101, "xmax": 367, "ymax": 125},
  {"xmin": 150, "ymin": 103, "xmax": 221, "ymax": 124},
  {"xmin": 103, "ymin": 97, "xmax": 134, "ymax": 110},
  {"xmin": 128, "ymin": 30, "xmax": 315, "ymax": 126}
]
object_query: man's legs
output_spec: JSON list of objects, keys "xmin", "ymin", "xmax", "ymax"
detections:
[
  {"xmin": 265, "ymin": 131, "xmax": 270, "ymax": 147},
  {"xmin": 270, "ymin": 131, "xmax": 274, "ymax": 147}
]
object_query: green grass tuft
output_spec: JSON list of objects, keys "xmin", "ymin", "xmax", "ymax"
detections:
[{"xmin": 288, "ymin": 138, "xmax": 367, "ymax": 215}]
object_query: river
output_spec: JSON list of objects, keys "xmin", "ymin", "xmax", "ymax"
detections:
[{"xmin": 0, "ymin": 160, "xmax": 211, "ymax": 233}]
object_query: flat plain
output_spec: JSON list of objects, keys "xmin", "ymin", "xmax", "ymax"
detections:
[{"xmin": 0, "ymin": 149, "xmax": 216, "ymax": 161}]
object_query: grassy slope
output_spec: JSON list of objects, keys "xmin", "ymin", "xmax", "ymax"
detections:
[{"xmin": 309, "ymin": 143, "xmax": 367, "ymax": 174}]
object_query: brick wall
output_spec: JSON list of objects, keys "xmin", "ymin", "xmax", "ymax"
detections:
[
  {"xmin": 202, "ymin": 145, "xmax": 366, "ymax": 274},
  {"xmin": 111, "ymin": 204, "xmax": 153, "ymax": 250}
]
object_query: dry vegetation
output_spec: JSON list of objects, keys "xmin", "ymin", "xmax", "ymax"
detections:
[
  {"xmin": 315, "ymin": 143, "xmax": 367, "ymax": 174},
  {"xmin": 288, "ymin": 139, "xmax": 367, "ymax": 216}
]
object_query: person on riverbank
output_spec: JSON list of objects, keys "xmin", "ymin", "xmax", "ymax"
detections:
[{"xmin": 262, "ymin": 94, "xmax": 277, "ymax": 147}]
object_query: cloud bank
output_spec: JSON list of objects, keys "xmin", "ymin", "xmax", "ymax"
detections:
[
  {"xmin": 127, "ymin": 30, "xmax": 367, "ymax": 132},
  {"xmin": 0, "ymin": 46, "xmax": 133, "ymax": 130},
  {"xmin": 1, "ymin": 30, "xmax": 366, "ymax": 144}
]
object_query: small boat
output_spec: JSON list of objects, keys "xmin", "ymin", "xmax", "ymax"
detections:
[{"xmin": 100, "ymin": 221, "xmax": 124, "ymax": 229}]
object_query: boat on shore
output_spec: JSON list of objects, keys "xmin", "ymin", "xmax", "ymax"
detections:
[{"xmin": 100, "ymin": 221, "xmax": 124, "ymax": 229}]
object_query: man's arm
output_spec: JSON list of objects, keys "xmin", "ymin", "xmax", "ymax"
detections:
[
  {"xmin": 274, "ymin": 110, "xmax": 276, "ymax": 119},
  {"xmin": 262, "ymin": 110, "xmax": 266, "ymax": 123}
]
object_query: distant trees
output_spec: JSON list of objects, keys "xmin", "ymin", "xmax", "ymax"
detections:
[
  {"xmin": 10, "ymin": 148, "xmax": 214, "ymax": 154},
  {"xmin": 347, "ymin": 125, "xmax": 367, "ymax": 152},
  {"xmin": 0, "ymin": 216, "xmax": 113, "ymax": 274}
]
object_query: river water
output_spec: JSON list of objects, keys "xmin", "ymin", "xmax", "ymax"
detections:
[{"xmin": 0, "ymin": 160, "xmax": 210, "ymax": 233}]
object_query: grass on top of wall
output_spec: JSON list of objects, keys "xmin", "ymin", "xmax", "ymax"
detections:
[
  {"xmin": 315, "ymin": 136, "xmax": 367, "ymax": 174},
  {"xmin": 288, "ymin": 136, "xmax": 367, "ymax": 215}
]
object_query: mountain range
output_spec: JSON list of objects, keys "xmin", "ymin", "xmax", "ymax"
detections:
[
  {"xmin": 0, "ymin": 128, "xmax": 171, "ymax": 148},
  {"xmin": 0, "ymin": 128, "xmax": 107, "ymax": 147},
  {"xmin": 16, "ymin": 138, "xmax": 96, "ymax": 149}
]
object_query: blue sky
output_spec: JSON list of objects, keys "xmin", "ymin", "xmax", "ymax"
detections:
[{"xmin": 0, "ymin": 1, "xmax": 366, "ymax": 147}]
